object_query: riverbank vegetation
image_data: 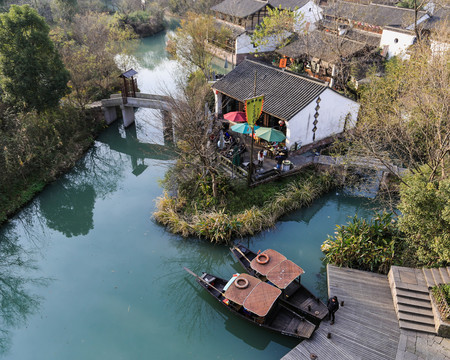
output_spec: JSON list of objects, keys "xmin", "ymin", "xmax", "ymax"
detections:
[
  {"xmin": 0, "ymin": 0, "xmax": 170, "ymax": 222},
  {"xmin": 0, "ymin": 3, "xmax": 135, "ymax": 223},
  {"xmin": 155, "ymin": 169, "xmax": 336, "ymax": 243},
  {"xmin": 322, "ymin": 41, "xmax": 449, "ymax": 270}
]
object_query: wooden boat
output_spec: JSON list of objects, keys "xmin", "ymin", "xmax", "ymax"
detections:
[
  {"xmin": 230, "ymin": 244, "xmax": 328, "ymax": 322},
  {"xmin": 184, "ymin": 268, "xmax": 316, "ymax": 340}
]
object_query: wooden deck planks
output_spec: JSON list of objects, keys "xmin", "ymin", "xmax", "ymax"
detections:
[{"xmin": 282, "ymin": 265, "xmax": 401, "ymax": 360}]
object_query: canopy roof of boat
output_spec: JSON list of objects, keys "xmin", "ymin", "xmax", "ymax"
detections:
[
  {"xmin": 266, "ymin": 259, "xmax": 304, "ymax": 289},
  {"xmin": 224, "ymin": 273, "xmax": 281, "ymax": 317},
  {"xmin": 250, "ymin": 249, "xmax": 304, "ymax": 289}
]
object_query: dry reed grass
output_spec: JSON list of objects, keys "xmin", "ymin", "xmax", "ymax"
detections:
[{"xmin": 153, "ymin": 172, "xmax": 336, "ymax": 242}]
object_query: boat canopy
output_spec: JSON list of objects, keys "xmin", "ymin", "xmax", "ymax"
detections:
[
  {"xmin": 224, "ymin": 273, "xmax": 281, "ymax": 317},
  {"xmin": 224, "ymin": 273, "xmax": 260, "ymax": 306},
  {"xmin": 243, "ymin": 282, "xmax": 281, "ymax": 317},
  {"xmin": 266, "ymin": 260, "xmax": 304, "ymax": 289},
  {"xmin": 250, "ymin": 249, "xmax": 287, "ymax": 275}
]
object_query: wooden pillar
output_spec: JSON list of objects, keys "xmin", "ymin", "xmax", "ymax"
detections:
[
  {"xmin": 122, "ymin": 78, "xmax": 128, "ymax": 104},
  {"xmin": 214, "ymin": 91, "xmax": 223, "ymax": 117},
  {"xmin": 131, "ymin": 77, "xmax": 137, "ymax": 97}
]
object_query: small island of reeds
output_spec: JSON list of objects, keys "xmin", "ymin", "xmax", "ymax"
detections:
[{"xmin": 154, "ymin": 167, "xmax": 336, "ymax": 243}]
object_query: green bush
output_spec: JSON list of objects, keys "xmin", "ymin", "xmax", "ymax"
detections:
[
  {"xmin": 398, "ymin": 171, "xmax": 450, "ymax": 267},
  {"xmin": 321, "ymin": 212, "xmax": 403, "ymax": 274}
]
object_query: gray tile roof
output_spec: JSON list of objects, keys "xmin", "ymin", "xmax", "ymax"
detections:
[
  {"xmin": 268, "ymin": 0, "xmax": 310, "ymax": 10},
  {"xmin": 211, "ymin": 0, "xmax": 269, "ymax": 18},
  {"xmin": 277, "ymin": 30, "xmax": 378, "ymax": 62},
  {"xmin": 212, "ymin": 59, "xmax": 327, "ymax": 121},
  {"xmin": 323, "ymin": 2, "xmax": 426, "ymax": 29},
  {"xmin": 214, "ymin": 19, "xmax": 246, "ymax": 39}
]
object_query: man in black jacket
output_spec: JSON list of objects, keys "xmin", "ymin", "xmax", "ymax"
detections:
[{"xmin": 327, "ymin": 296, "xmax": 339, "ymax": 325}]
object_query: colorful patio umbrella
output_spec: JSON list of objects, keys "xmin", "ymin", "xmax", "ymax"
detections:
[
  {"xmin": 255, "ymin": 127, "xmax": 286, "ymax": 142},
  {"xmin": 224, "ymin": 111, "xmax": 246, "ymax": 123},
  {"xmin": 230, "ymin": 123, "xmax": 260, "ymax": 135}
]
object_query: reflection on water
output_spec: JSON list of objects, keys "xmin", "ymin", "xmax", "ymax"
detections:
[
  {"xmin": 40, "ymin": 182, "xmax": 96, "ymax": 237},
  {"xmin": 0, "ymin": 226, "xmax": 48, "ymax": 354}
]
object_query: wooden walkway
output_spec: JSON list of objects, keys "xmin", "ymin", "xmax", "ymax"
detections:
[{"xmin": 282, "ymin": 265, "xmax": 401, "ymax": 360}]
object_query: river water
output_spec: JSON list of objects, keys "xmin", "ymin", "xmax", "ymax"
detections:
[{"xmin": 0, "ymin": 31, "xmax": 375, "ymax": 359}]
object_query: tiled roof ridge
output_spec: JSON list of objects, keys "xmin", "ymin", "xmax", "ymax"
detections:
[
  {"xmin": 245, "ymin": 59, "xmax": 328, "ymax": 87},
  {"xmin": 337, "ymin": 0, "xmax": 426, "ymax": 13},
  {"xmin": 215, "ymin": 18, "xmax": 245, "ymax": 30}
]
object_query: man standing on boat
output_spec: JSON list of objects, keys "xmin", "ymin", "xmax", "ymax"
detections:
[{"xmin": 327, "ymin": 296, "xmax": 339, "ymax": 325}]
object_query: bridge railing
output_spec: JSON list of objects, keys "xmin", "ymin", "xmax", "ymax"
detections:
[
  {"xmin": 315, "ymin": 155, "xmax": 407, "ymax": 176},
  {"xmin": 101, "ymin": 92, "xmax": 171, "ymax": 110}
]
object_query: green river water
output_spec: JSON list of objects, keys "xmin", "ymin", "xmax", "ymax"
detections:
[{"xmin": 0, "ymin": 31, "xmax": 375, "ymax": 359}]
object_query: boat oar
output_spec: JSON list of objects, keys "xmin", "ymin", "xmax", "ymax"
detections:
[
  {"xmin": 183, "ymin": 267, "xmax": 226, "ymax": 297},
  {"xmin": 232, "ymin": 246, "xmax": 252, "ymax": 265}
]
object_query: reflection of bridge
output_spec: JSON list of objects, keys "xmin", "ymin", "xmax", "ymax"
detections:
[
  {"xmin": 102, "ymin": 93, "xmax": 173, "ymax": 141},
  {"xmin": 97, "ymin": 122, "xmax": 176, "ymax": 175}
]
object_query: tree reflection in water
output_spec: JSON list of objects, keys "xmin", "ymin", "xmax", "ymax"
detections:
[
  {"xmin": 0, "ymin": 225, "xmax": 48, "ymax": 354},
  {"xmin": 39, "ymin": 181, "xmax": 96, "ymax": 237},
  {"xmin": 37, "ymin": 136, "xmax": 127, "ymax": 237}
]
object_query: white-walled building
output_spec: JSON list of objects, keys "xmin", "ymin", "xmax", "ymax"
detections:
[
  {"xmin": 212, "ymin": 60, "xmax": 360, "ymax": 149},
  {"xmin": 379, "ymin": 27, "xmax": 416, "ymax": 60}
]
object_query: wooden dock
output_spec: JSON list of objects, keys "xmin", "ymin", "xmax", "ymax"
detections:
[{"xmin": 282, "ymin": 265, "xmax": 401, "ymax": 360}]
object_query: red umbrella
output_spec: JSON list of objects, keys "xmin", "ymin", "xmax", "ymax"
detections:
[{"xmin": 224, "ymin": 111, "xmax": 246, "ymax": 123}]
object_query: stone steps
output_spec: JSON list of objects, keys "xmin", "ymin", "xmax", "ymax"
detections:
[
  {"xmin": 395, "ymin": 288, "xmax": 430, "ymax": 301},
  {"xmin": 388, "ymin": 266, "xmax": 437, "ymax": 335},
  {"xmin": 398, "ymin": 312, "xmax": 435, "ymax": 326},
  {"xmin": 398, "ymin": 320, "xmax": 436, "ymax": 333},
  {"xmin": 397, "ymin": 303, "xmax": 434, "ymax": 317},
  {"xmin": 397, "ymin": 296, "xmax": 432, "ymax": 309}
]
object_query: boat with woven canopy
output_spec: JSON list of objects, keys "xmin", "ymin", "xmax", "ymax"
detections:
[
  {"xmin": 184, "ymin": 268, "xmax": 316, "ymax": 340},
  {"xmin": 230, "ymin": 244, "xmax": 328, "ymax": 322}
]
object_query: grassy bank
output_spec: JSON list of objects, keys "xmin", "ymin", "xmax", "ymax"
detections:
[{"xmin": 154, "ymin": 168, "xmax": 336, "ymax": 243}]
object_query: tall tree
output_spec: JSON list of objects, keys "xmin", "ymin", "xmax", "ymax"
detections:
[
  {"xmin": 52, "ymin": 11, "xmax": 137, "ymax": 108},
  {"xmin": 0, "ymin": 5, "xmax": 69, "ymax": 112},
  {"xmin": 251, "ymin": 6, "xmax": 304, "ymax": 50},
  {"xmin": 167, "ymin": 12, "xmax": 226, "ymax": 80},
  {"xmin": 349, "ymin": 40, "xmax": 449, "ymax": 187},
  {"xmin": 53, "ymin": 0, "xmax": 78, "ymax": 22},
  {"xmin": 164, "ymin": 74, "xmax": 222, "ymax": 199}
]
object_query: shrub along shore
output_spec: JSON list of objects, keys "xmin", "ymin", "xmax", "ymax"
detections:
[
  {"xmin": 154, "ymin": 169, "xmax": 336, "ymax": 243},
  {"xmin": 0, "ymin": 107, "xmax": 104, "ymax": 225}
]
